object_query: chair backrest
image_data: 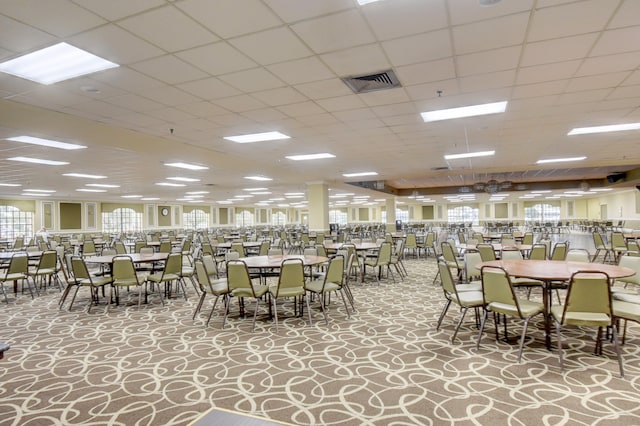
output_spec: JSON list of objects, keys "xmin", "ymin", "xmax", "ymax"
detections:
[
  {"xmin": 112, "ymin": 256, "xmax": 139, "ymax": 284},
  {"xmin": 405, "ymin": 234, "xmax": 417, "ymax": 248},
  {"xmin": 394, "ymin": 239, "xmax": 404, "ymax": 257},
  {"xmin": 6, "ymin": 253, "xmax": 28, "ymax": 275},
  {"xmin": 225, "ymin": 250, "xmax": 240, "ymax": 262},
  {"xmin": 551, "ymin": 242, "xmax": 569, "ymax": 260},
  {"xmin": 201, "ymin": 242, "xmax": 214, "ymax": 256},
  {"xmin": 182, "ymin": 239, "xmax": 191, "ymax": 252},
  {"xmin": 592, "ymin": 232, "xmax": 606, "ymax": 249},
  {"xmin": 114, "ymin": 241, "xmax": 127, "ymax": 254},
  {"xmin": 500, "ymin": 248, "xmax": 523, "ymax": 261},
  {"xmin": 522, "ymin": 232, "xmax": 534, "ymax": 245},
  {"xmin": 102, "ymin": 248, "xmax": 117, "ymax": 256},
  {"xmin": 441, "ymin": 241, "xmax": 458, "ymax": 263},
  {"xmin": 304, "ymin": 247, "xmax": 317, "ymax": 256},
  {"xmin": 274, "ymin": 258, "xmax": 305, "ymax": 296},
  {"xmin": 163, "ymin": 253, "xmax": 183, "ymax": 275},
  {"xmin": 618, "ymin": 255, "xmax": 640, "ymax": 286},
  {"xmin": 159, "ymin": 241, "xmax": 172, "ymax": 253},
  {"xmin": 139, "ymin": 246, "xmax": 154, "ymax": 255},
  {"xmin": 481, "ymin": 266, "xmax": 522, "ymax": 316},
  {"xmin": 13, "ymin": 237, "xmax": 24, "ymax": 250},
  {"xmin": 226, "ymin": 260, "xmax": 254, "ymax": 294},
  {"xmin": 566, "ymin": 249, "xmax": 591, "ymax": 263},
  {"xmin": 465, "ymin": 251, "xmax": 483, "ymax": 281},
  {"xmin": 377, "ymin": 242, "xmax": 392, "ymax": 265},
  {"xmin": 559, "ymin": 271, "xmax": 612, "ymax": 324},
  {"xmin": 201, "ymin": 254, "xmax": 219, "ymax": 278},
  {"xmin": 476, "ymin": 244, "xmax": 496, "ymax": 261},
  {"xmin": 195, "ymin": 259, "xmax": 225, "ymax": 293},
  {"xmin": 38, "ymin": 250, "xmax": 58, "ymax": 269},
  {"xmin": 317, "ymin": 245, "xmax": 327, "ymax": 257},
  {"xmin": 529, "ymin": 244, "xmax": 547, "ymax": 260},
  {"xmin": 438, "ymin": 260, "xmax": 459, "ymax": 296},
  {"xmin": 258, "ymin": 240, "xmax": 270, "ymax": 256},
  {"xmin": 323, "ymin": 255, "xmax": 345, "ymax": 288},
  {"xmin": 134, "ymin": 241, "xmax": 146, "ymax": 253},
  {"xmin": 231, "ymin": 242, "xmax": 245, "ymax": 257},
  {"xmin": 268, "ymin": 248, "xmax": 283, "ymax": 255},
  {"xmin": 83, "ymin": 241, "xmax": 96, "ymax": 255},
  {"xmin": 70, "ymin": 256, "xmax": 90, "ymax": 280},
  {"xmin": 611, "ymin": 232, "xmax": 627, "ymax": 250}
]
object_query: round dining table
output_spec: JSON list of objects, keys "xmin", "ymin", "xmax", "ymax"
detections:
[{"xmin": 477, "ymin": 259, "xmax": 635, "ymax": 349}]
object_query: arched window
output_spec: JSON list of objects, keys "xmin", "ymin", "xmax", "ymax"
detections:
[
  {"xmin": 102, "ymin": 208, "xmax": 142, "ymax": 233},
  {"xmin": 272, "ymin": 210, "xmax": 286, "ymax": 226},
  {"xmin": 395, "ymin": 207, "xmax": 409, "ymax": 222},
  {"xmin": 235, "ymin": 209, "xmax": 254, "ymax": 227},
  {"xmin": 0, "ymin": 205, "xmax": 33, "ymax": 239},
  {"xmin": 447, "ymin": 205, "xmax": 479, "ymax": 225},
  {"xmin": 183, "ymin": 209, "xmax": 209, "ymax": 229},
  {"xmin": 329, "ymin": 209, "xmax": 348, "ymax": 225},
  {"xmin": 524, "ymin": 203, "xmax": 560, "ymax": 223}
]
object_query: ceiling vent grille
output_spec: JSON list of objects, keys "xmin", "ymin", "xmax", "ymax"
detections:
[{"xmin": 342, "ymin": 70, "xmax": 401, "ymax": 94}]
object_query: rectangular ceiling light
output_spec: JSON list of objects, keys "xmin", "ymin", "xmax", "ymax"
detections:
[
  {"xmin": 0, "ymin": 183, "xmax": 21, "ymax": 187},
  {"xmin": 7, "ymin": 157, "xmax": 69, "ymax": 165},
  {"xmin": 342, "ymin": 172, "xmax": 378, "ymax": 177},
  {"xmin": 186, "ymin": 191, "xmax": 209, "ymax": 195},
  {"xmin": 421, "ymin": 101, "xmax": 507, "ymax": 122},
  {"xmin": 244, "ymin": 176, "xmax": 273, "ymax": 181},
  {"xmin": 164, "ymin": 162, "xmax": 209, "ymax": 170},
  {"xmin": 63, "ymin": 173, "xmax": 106, "ymax": 179},
  {"xmin": 86, "ymin": 183, "xmax": 120, "ymax": 188},
  {"xmin": 285, "ymin": 153, "xmax": 335, "ymax": 161},
  {"xmin": 0, "ymin": 42, "xmax": 118, "ymax": 85},
  {"xmin": 568, "ymin": 123, "xmax": 640, "ymax": 135},
  {"xmin": 243, "ymin": 187, "xmax": 267, "ymax": 191},
  {"xmin": 444, "ymin": 150, "xmax": 495, "ymax": 160},
  {"xmin": 156, "ymin": 182, "xmax": 186, "ymax": 187},
  {"xmin": 121, "ymin": 195, "xmax": 143, "ymax": 198},
  {"xmin": 141, "ymin": 197, "xmax": 160, "ymax": 201},
  {"xmin": 7, "ymin": 136, "xmax": 86, "ymax": 150},
  {"xmin": 23, "ymin": 189, "xmax": 56, "ymax": 193},
  {"xmin": 166, "ymin": 177, "xmax": 200, "ymax": 182},
  {"xmin": 536, "ymin": 156, "xmax": 586, "ymax": 164},
  {"xmin": 76, "ymin": 188, "xmax": 106, "ymax": 193},
  {"xmin": 358, "ymin": 0, "xmax": 383, "ymax": 5},
  {"xmin": 224, "ymin": 131, "xmax": 290, "ymax": 143}
]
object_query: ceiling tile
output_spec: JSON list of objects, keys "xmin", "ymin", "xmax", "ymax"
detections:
[
  {"xmin": 362, "ymin": 0, "xmax": 447, "ymax": 39},
  {"xmin": 457, "ymin": 46, "xmax": 521, "ymax": 77},
  {"xmin": 266, "ymin": 57, "xmax": 335, "ymax": 85},
  {"xmin": 146, "ymin": 107, "xmax": 195, "ymax": 123},
  {"xmin": 291, "ymin": 10, "xmax": 376, "ymax": 54},
  {"xmin": 359, "ymin": 88, "xmax": 411, "ymax": 107},
  {"xmin": 176, "ymin": 0, "xmax": 282, "ymax": 38},
  {"xmin": 395, "ymin": 58, "xmax": 456, "ymax": 87},
  {"xmin": 139, "ymin": 86, "xmax": 200, "ymax": 106},
  {"xmin": 91, "ymin": 68, "xmax": 164, "ymax": 93},
  {"xmin": 459, "ymin": 70, "xmax": 516, "ymax": 93},
  {"xmin": 512, "ymin": 80, "xmax": 568, "ymax": 99},
  {"xmin": 131, "ymin": 55, "xmax": 209, "ymax": 84},
  {"xmin": 623, "ymin": 70, "xmax": 640, "ymax": 86},
  {"xmin": 316, "ymin": 95, "xmax": 366, "ymax": 112},
  {"xmin": 516, "ymin": 60, "xmax": 582, "ymax": 85},
  {"xmin": 557, "ymin": 89, "xmax": 610, "ymax": 105},
  {"xmin": 294, "ymin": 79, "xmax": 353, "ymax": 99},
  {"xmin": 69, "ymin": 24, "xmax": 165, "ymax": 65},
  {"xmin": 448, "ymin": 0, "xmax": 534, "ymax": 26},
  {"xmin": 118, "ymin": 5, "xmax": 218, "ymax": 52},
  {"xmin": 521, "ymin": 34, "xmax": 598, "ymax": 67},
  {"xmin": 0, "ymin": 0, "xmax": 105, "ymax": 38},
  {"xmin": 72, "ymin": 0, "xmax": 165, "ymax": 21},
  {"xmin": 176, "ymin": 42, "xmax": 257, "ymax": 76},
  {"xmin": 212, "ymin": 95, "xmax": 267, "ymax": 113},
  {"xmin": 609, "ymin": 0, "xmax": 640, "ymax": 29},
  {"xmin": 295, "ymin": 113, "xmax": 341, "ymax": 127},
  {"xmin": 453, "ymin": 12, "xmax": 529, "ymax": 55},
  {"xmin": 371, "ymin": 102, "xmax": 418, "ymax": 118},
  {"xmin": 174, "ymin": 102, "xmax": 230, "ymax": 118},
  {"xmin": 218, "ymin": 68, "xmax": 286, "ymax": 93},
  {"xmin": 241, "ymin": 108, "xmax": 288, "ymax": 123},
  {"xmin": 263, "ymin": 0, "xmax": 353, "ymax": 23},
  {"xmin": 0, "ymin": 15, "xmax": 56, "ymax": 52},
  {"xmin": 577, "ymin": 52, "xmax": 640, "ymax": 77},
  {"xmin": 383, "ymin": 29, "xmax": 452, "ymax": 67},
  {"xmin": 332, "ymin": 108, "xmax": 376, "ymax": 122},
  {"xmin": 527, "ymin": 0, "xmax": 618, "ymax": 42},
  {"xmin": 229, "ymin": 27, "xmax": 312, "ymax": 65},
  {"xmin": 276, "ymin": 101, "xmax": 327, "ymax": 118},
  {"xmin": 566, "ymin": 72, "xmax": 629, "ymax": 93},
  {"xmin": 176, "ymin": 77, "xmax": 241, "ymax": 100},
  {"xmin": 320, "ymin": 43, "xmax": 390, "ymax": 76},
  {"xmin": 251, "ymin": 87, "xmax": 308, "ymax": 106},
  {"xmin": 105, "ymin": 94, "xmax": 164, "ymax": 112},
  {"xmin": 591, "ymin": 26, "xmax": 640, "ymax": 56},
  {"xmin": 606, "ymin": 84, "xmax": 640, "ymax": 100},
  {"xmin": 405, "ymin": 79, "xmax": 460, "ymax": 101}
]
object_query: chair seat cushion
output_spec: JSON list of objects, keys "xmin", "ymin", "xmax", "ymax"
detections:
[
  {"xmin": 491, "ymin": 299, "xmax": 543, "ymax": 317},
  {"xmin": 550, "ymin": 305, "xmax": 611, "ymax": 326},
  {"xmin": 456, "ymin": 282, "xmax": 482, "ymax": 292},
  {"xmin": 2, "ymin": 272, "xmax": 26, "ymax": 281},
  {"xmin": 613, "ymin": 300, "xmax": 640, "ymax": 322},
  {"xmin": 305, "ymin": 280, "xmax": 339, "ymax": 293},
  {"xmin": 147, "ymin": 272, "xmax": 180, "ymax": 283},
  {"xmin": 209, "ymin": 280, "xmax": 229, "ymax": 295},
  {"xmin": 232, "ymin": 285, "xmax": 268, "ymax": 298},
  {"xmin": 613, "ymin": 293, "xmax": 640, "ymax": 304},
  {"xmin": 269, "ymin": 286, "xmax": 305, "ymax": 298},
  {"xmin": 451, "ymin": 290, "xmax": 483, "ymax": 307},
  {"xmin": 81, "ymin": 276, "xmax": 113, "ymax": 286}
]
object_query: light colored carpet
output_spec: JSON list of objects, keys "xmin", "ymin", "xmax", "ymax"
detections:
[{"xmin": 1, "ymin": 257, "xmax": 640, "ymax": 425}]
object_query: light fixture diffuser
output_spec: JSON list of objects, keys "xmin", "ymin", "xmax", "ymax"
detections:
[
  {"xmin": 244, "ymin": 176, "xmax": 273, "ymax": 181},
  {"xmin": 536, "ymin": 156, "xmax": 586, "ymax": 164},
  {"xmin": 285, "ymin": 153, "xmax": 335, "ymax": 161},
  {"xmin": 166, "ymin": 177, "xmax": 200, "ymax": 182},
  {"xmin": 156, "ymin": 182, "xmax": 186, "ymax": 187},
  {"xmin": 0, "ymin": 183, "xmax": 21, "ymax": 187},
  {"xmin": 86, "ymin": 183, "xmax": 120, "ymax": 188},
  {"xmin": 224, "ymin": 131, "xmax": 290, "ymax": 143},
  {"xmin": 164, "ymin": 162, "xmax": 208, "ymax": 170},
  {"xmin": 342, "ymin": 172, "xmax": 378, "ymax": 177},
  {"xmin": 568, "ymin": 123, "xmax": 640, "ymax": 135},
  {"xmin": 76, "ymin": 188, "xmax": 106, "ymax": 193},
  {"xmin": 63, "ymin": 173, "xmax": 106, "ymax": 179},
  {"xmin": 444, "ymin": 151, "xmax": 495, "ymax": 160},
  {"xmin": 421, "ymin": 101, "xmax": 507, "ymax": 122},
  {"xmin": 7, "ymin": 157, "xmax": 68, "ymax": 166},
  {"xmin": 0, "ymin": 42, "xmax": 118, "ymax": 85},
  {"xmin": 7, "ymin": 136, "xmax": 86, "ymax": 150}
]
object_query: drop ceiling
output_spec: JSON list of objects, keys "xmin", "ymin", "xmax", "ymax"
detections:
[{"xmin": 0, "ymin": 0, "xmax": 639, "ymax": 207}]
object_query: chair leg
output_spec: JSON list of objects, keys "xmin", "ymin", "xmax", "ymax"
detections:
[
  {"xmin": 555, "ymin": 320, "xmax": 564, "ymax": 372},
  {"xmin": 338, "ymin": 289, "xmax": 350, "ymax": 319},
  {"xmin": 193, "ymin": 292, "xmax": 206, "ymax": 320},
  {"xmin": 612, "ymin": 323, "xmax": 625, "ymax": 378},
  {"xmin": 452, "ymin": 307, "xmax": 469, "ymax": 343},
  {"xmin": 476, "ymin": 309, "xmax": 489, "ymax": 350},
  {"xmin": 436, "ymin": 299, "xmax": 452, "ymax": 331},
  {"xmin": 517, "ymin": 317, "xmax": 531, "ymax": 363},
  {"xmin": 251, "ymin": 298, "xmax": 261, "ymax": 332},
  {"xmin": 304, "ymin": 294, "xmax": 313, "ymax": 327},
  {"xmin": 272, "ymin": 296, "xmax": 279, "ymax": 332}
]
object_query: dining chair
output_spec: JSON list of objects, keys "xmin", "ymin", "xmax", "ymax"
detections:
[
  {"xmin": 113, "ymin": 240, "xmax": 127, "ymax": 255},
  {"xmin": 404, "ymin": 234, "xmax": 418, "ymax": 258},
  {"xmin": 69, "ymin": 256, "xmax": 113, "ymax": 313},
  {"xmin": 436, "ymin": 261, "xmax": 484, "ymax": 343},
  {"xmin": 477, "ymin": 266, "xmax": 545, "ymax": 363},
  {"xmin": 193, "ymin": 259, "xmax": 229, "ymax": 326},
  {"xmin": 225, "ymin": 260, "xmax": 269, "ymax": 332},
  {"xmin": 305, "ymin": 255, "xmax": 349, "ymax": 325},
  {"xmin": 269, "ymin": 258, "xmax": 311, "ymax": 331},
  {"xmin": 611, "ymin": 232, "xmax": 628, "ymax": 263},
  {"xmin": 476, "ymin": 243, "xmax": 496, "ymax": 262},
  {"xmin": 58, "ymin": 253, "xmax": 79, "ymax": 309},
  {"xmin": 0, "ymin": 253, "xmax": 31, "ymax": 303},
  {"xmin": 528, "ymin": 244, "xmax": 547, "ymax": 260},
  {"xmin": 147, "ymin": 252, "xmax": 187, "ymax": 301},
  {"xmin": 390, "ymin": 239, "xmax": 406, "ymax": 279},
  {"xmin": 82, "ymin": 240, "xmax": 97, "ymax": 257},
  {"xmin": 362, "ymin": 242, "xmax": 394, "ymax": 284},
  {"xmin": 592, "ymin": 232, "xmax": 613, "ymax": 263},
  {"xmin": 111, "ymin": 255, "xmax": 163, "ymax": 310},
  {"xmin": 551, "ymin": 271, "xmax": 624, "ymax": 377},
  {"xmin": 611, "ymin": 255, "xmax": 640, "ymax": 302},
  {"xmin": 28, "ymin": 250, "xmax": 62, "ymax": 294},
  {"xmin": 463, "ymin": 251, "xmax": 483, "ymax": 289},
  {"xmin": 550, "ymin": 241, "xmax": 569, "ymax": 261},
  {"xmin": 440, "ymin": 241, "xmax": 464, "ymax": 281},
  {"xmin": 565, "ymin": 249, "xmax": 591, "ymax": 263}
]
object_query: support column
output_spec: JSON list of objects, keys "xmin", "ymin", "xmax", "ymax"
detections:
[
  {"xmin": 307, "ymin": 182, "xmax": 329, "ymax": 232},
  {"xmin": 385, "ymin": 198, "xmax": 396, "ymax": 233}
]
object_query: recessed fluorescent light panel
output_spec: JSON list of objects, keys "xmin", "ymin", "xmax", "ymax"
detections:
[
  {"xmin": 7, "ymin": 157, "xmax": 69, "ymax": 166},
  {"xmin": 186, "ymin": 191, "xmax": 209, "ymax": 195},
  {"xmin": 421, "ymin": 101, "xmax": 507, "ymax": 122},
  {"xmin": 342, "ymin": 172, "xmax": 378, "ymax": 177},
  {"xmin": 0, "ymin": 183, "xmax": 21, "ymax": 187},
  {"xmin": 358, "ymin": 0, "xmax": 382, "ymax": 4},
  {"xmin": 7, "ymin": 136, "xmax": 86, "ymax": 150},
  {"xmin": 23, "ymin": 189, "xmax": 56, "ymax": 193},
  {"xmin": 63, "ymin": 173, "xmax": 106, "ymax": 179},
  {"xmin": 76, "ymin": 188, "xmax": 106, "ymax": 193},
  {"xmin": 164, "ymin": 162, "xmax": 208, "ymax": 170},
  {"xmin": 285, "ymin": 153, "xmax": 335, "ymax": 161},
  {"xmin": 224, "ymin": 131, "xmax": 290, "ymax": 143},
  {"xmin": 166, "ymin": 177, "xmax": 200, "ymax": 182},
  {"xmin": 243, "ymin": 188, "xmax": 267, "ymax": 191},
  {"xmin": 86, "ymin": 184, "xmax": 120, "ymax": 188},
  {"xmin": 444, "ymin": 151, "xmax": 495, "ymax": 160},
  {"xmin": 156, "ymin": 182, "xmax": 186, "ymax": 187},
  {"xmin": 568, "ymin": 123, "xmax": 640, "ymax": 135},
  {"xmin": 121, "ymin": 195, "xmax": 143, "ymax": 199},
  {"xmin": 141, "ymin": 197, "xmax": 160, "ymax": 201},
  {"xmin": 0, "ymin": 42, "xmax": 119, "ymax": 85},
  {"xmin": 536, "ymin": 157, "xmax": 586, "ymax": 164},
  {"xmin": 244, "ymin": 176, "xmax": 273, "ymax": 181}
]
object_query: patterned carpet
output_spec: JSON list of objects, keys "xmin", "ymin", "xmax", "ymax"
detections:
[{"xmin": 1, "ymin": 256, "xmax": 640, "ymax": 425}]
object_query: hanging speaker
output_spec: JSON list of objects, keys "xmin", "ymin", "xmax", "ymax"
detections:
[{"xmin": 606, "ymin": 173, "xmax": 626, "ymax": 183}]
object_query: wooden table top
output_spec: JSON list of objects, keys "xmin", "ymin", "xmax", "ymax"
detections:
[
  {"xmin": 478, "ymin": 259, "xmax": 634, "ymax": 281},
  {"xmin": 85, "ymin": 252, "xmax": 169, "ymax": 264},
  {"xmin": 0, "ymin": 250, "xmax": 43, "ymax": 260},
  {"xmin": 238, "ymin": 255, "xmax": 329, "ymax": 269}
]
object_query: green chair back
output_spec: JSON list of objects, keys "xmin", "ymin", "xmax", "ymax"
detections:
[
  {"xmin": 529, "ymin": 244, "xmax": 547, "ymax": 260},
  {"xmin": 275, "ymin": 258, "xmax": 305, "ymax": 295},
  {"xmin": 481, "ymin": 266, "xmax": 520, "ymax": 315},
  {"xmin": 560, "ymin": 271, "xmax": 612, "ymax": 324}
]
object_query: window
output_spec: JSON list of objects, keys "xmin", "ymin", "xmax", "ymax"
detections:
[
  {"xmin": 396, "ymin": 207, "xmax": 409, "ymax": 223},
  {"xmin": 235, "ymin": 209, "xmax": 254, "ymax": 227},
  {"xmin": 272, "ymin": 210, "xmax": 286, "ymax": 226},
  {"xmin": 329, "ymin": 209, "xmax": 348, "ymax": 225},
  {"xmin": 102, "ymin": 208, "xmax": 142, "ymax": 233},
  {"xmin": 524, "ymin": 203, "xmax": 560, "ymax": 223},
  {"xmin": 183, "ymin": 209, "xmax": 209, "ymax": 229},
  {"xmin": 447, "ymin": 205, "xmax": 479, "ymax": 225},
  {"xmin": 0, "ymin": 205, "xmax": 33, "ymax": 239}
]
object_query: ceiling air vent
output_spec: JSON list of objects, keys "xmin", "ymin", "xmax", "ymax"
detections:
[
  {"xmin": 342, "ymin": 70, "xmax": 401, "ymax": 94},
  {"xmin": 431, "ymin": 166, "xmax": 450, "ymax": 171}
]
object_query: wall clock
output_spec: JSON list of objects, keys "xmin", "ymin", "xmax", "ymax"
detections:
[{"xmin": 161, "ymin": 208, "xmax": 169, "ymax": 216}]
